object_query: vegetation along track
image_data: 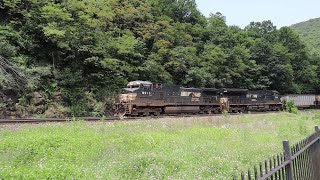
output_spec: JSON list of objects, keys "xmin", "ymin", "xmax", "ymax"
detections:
[{"xmin": 0, "ymin": 111, "xmax": 280, "ymax": 124}]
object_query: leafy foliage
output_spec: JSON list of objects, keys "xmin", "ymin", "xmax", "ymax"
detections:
[
  {"xmin": 0, "ymin": 0, "xmax": 319, "ymax": 116},
  {"xmin": 291, "ymin": 17, "xmax": 320, "ymax": 56},
  {"xmin": 285, "ymin": 99, "xmax": 299, "ymax": 114}
]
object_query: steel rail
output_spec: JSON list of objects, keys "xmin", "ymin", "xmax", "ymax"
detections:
[{"xmin": 0, "ymin": 117, "xmax": 117, "ymax": 123}]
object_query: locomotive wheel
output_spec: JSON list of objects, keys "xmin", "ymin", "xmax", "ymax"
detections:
[
  {"xmin": 116, "ymin": 111, "xmax": 126, "ymax": 119},
  {"xmin": 118, "ymin": 111, "xmax": 126, "ymax": 119},
  {"xmin": 115, "ymin": 107, "xmax": 126, "ymax": 119}
]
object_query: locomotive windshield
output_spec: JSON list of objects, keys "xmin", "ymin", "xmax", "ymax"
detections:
[
  {"xmin": 126, "ymin": 81, "xmax": 153, "ymax": 89},
  {"xmin": 127, "ymin": 84, "xmax": 140, "ymax": 88}
]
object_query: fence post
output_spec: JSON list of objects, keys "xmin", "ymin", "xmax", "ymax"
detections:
[
  {"xmin": 283, "ymin": 140, "xmax": 293, "ymax": 180},
  {"xmin": 315, "ymin": 125, "xmax": 320, "ymax": 178}
]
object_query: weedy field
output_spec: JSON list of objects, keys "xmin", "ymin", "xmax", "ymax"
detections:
[{"xmin": 1, "ymin": 111, "xmax": 320, "ymax": 179}]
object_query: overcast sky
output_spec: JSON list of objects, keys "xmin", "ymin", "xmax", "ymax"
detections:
[{"xmin": 195, "ymin": 0, "xmax": 320, "ymax": 28}]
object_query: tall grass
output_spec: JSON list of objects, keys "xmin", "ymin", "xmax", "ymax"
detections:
[{"xmin": 1, "ymin": 111, "xmax": 320, "ymax": 179}]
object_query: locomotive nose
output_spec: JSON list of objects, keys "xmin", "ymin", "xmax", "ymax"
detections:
[{"xmin": 120, "ymin": 93, "xmax": 137, "ymax": 102}]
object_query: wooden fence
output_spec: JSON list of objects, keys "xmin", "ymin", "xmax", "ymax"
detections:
[{"xmin": 234, "ymin": 126, "xmax": 320, "ymax": 180}]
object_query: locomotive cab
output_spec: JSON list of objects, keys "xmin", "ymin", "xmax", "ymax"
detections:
[
  {"xmin": 115, "ymin": 81, "xmax": 164, "ymax": 117},
  {"xmin": 120, "ymin": 81, "xmax": 153, "ymax": 101},
  {"xmin": 125, "ymin": 81, "xmax": 153, "ymax": 91}
]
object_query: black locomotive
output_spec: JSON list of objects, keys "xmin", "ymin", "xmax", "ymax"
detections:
[{"xmin": 114, "ymin": 81, "xmax": 283, "ymax": 117}]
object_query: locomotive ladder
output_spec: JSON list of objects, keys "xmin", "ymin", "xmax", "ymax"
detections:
[{"xmin": 124, "ymin": 103, "xmax": 131, "ymax": 114}]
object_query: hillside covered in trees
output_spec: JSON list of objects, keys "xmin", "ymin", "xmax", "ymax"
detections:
[
  {"xmin": 291, "ymin": 17, "xmax": 320, "ymax": 56},
  {"xmin": 1, "ymin": 0, "xmax": 320, "ymax": 117}
]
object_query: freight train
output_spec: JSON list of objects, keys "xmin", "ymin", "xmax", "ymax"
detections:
[{"xmin": 114, "ymin": 81, "xmax": 284, "ymax": 117}]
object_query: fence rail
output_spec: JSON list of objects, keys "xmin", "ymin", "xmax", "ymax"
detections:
[{"xmin": 234, "ymin": 126, "xmax": 320, "ymax": 180}]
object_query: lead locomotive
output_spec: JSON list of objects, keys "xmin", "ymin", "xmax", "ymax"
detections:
[{"xmin": 114, "ymin": 81, "xmax": 282, "ymax": 117}]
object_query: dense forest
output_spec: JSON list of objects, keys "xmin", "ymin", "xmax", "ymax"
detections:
[
  {"xmin": 1, "ymin": 0, "xmax": 320, "ymax": 117},
  {"xmin": 291, "ymin": 17, "xmax": 320, "ymax": 56}
]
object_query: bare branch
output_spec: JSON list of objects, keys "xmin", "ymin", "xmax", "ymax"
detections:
[{"xmin": 0, "ymin": 55, "xmax": 28, "ymax": 89}]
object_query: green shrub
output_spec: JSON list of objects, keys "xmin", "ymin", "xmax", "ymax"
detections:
[
  {"xmin": 0, "ymin": 101, "xmax": 6, "ymax": 109},
  {"xmin": 285, "ymin": 99, "xmax": 298, "ymax": 114},
  {"xmin": 91, "ymin": 102, "xmax": 105, "ymax": 117}
]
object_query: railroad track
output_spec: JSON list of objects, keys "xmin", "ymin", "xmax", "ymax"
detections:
[
  {"xmin": 0, "ymin": 116, "xmax": 161, "ymax": 124},
  {"xmin": 0, "ymin": 117, "xmax": 117, "ymax": 123},
  {"xmin": 0, "ymin": 111, "xmax": 281, "ymax": 124}
]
